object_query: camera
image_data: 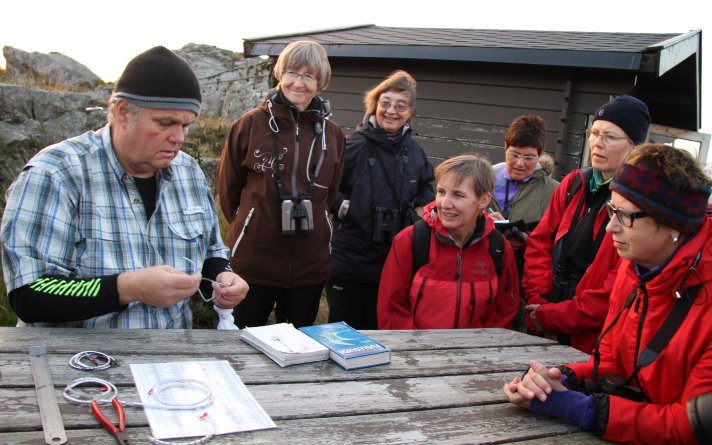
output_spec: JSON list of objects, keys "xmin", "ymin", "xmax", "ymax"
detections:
[
  {"xmin": 549, "ymin": 264, "xmax": 583, "ymax": 303},
  {"xmin": 688, "ymin": 391, "xmax": 712, "ymax": 444},
  {"xmin": 373, "ymin": 207, "xmax": 400, "ymax": 243},
  {"xmin": 505, "ymin": 226, "xmax": 527, "ymax": 244},
  {"xmin": 583, "ymin": 373, "xmax": 649, "ymax": 403},
  {"xmin": 281, "ymin": 199, "xmax": 314, "ymax": 235}
]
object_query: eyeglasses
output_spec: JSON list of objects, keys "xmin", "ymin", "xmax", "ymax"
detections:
[
  {"xmin": 586, "ymin": 128, "xmax": 631, "ymax": 146},
  {"xmin": 606, "ymin": 201, "xmax": 649, "ymax": 227},
  {"xmin": 506, "ymin": 151, "xmax": 539, "ymax": 163},
  {"xmin": 283, "ymin": 71, "xmax": 318, "ymax": 84},
  {"xmin": 182, "ymin": 257, "xmax": 227, "ymax": 302},
  {"xmin": 378, "ymin": 100, "xmax": 410, "ymax": 113}
]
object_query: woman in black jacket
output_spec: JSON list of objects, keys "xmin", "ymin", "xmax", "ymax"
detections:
[{"xmin": 327, "ymin": 70, "xmax": 435, "ymax": 329}]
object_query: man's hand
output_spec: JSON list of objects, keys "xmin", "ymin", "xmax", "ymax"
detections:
[
  {"xmin": 212, "ymin": 271, "xmax": 249, "ymax": 309},
  {"xmin": 117, "ymin": 266, "xmax": 201, "ymax": 307},
  {"xmin": 525, "ymin": 304, "xmax": 544, "ymax": 332}
]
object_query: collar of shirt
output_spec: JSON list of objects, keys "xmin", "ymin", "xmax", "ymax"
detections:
[{"xmin": 590, "ymin": 169, "xmax": 612, "ymax": 193}]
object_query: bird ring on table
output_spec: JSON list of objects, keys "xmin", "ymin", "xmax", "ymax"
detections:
[
  {"xmin": 63, "ymin": 377, "xmax": 217, "ymax": 445},
  {"xmin": 68, "ymin": 350, "xmax": 117, "ymax": 371}
]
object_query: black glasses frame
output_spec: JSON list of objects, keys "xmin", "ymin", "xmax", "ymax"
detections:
[{"xmin": 606, "ymin": 201, "xmax": 649, "ymax": 227}]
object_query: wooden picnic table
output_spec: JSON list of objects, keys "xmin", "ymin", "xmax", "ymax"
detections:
[{"xmin": 0, "ymin": 326, "xmax": 607, "ymax": 444}]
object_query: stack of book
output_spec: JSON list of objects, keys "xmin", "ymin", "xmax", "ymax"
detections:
[
  {"xmin": 299, "ymin": 322, "xmax": 391, "ymax": 370},
  {"xmin": 240, "ymin": 323, "xmax": 329, "ymax": 367}
]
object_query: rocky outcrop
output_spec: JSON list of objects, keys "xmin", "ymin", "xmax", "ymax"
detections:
[
  {"xmin": 3, "ymin": 46, "xmax": 104, "ymax": 90},
  {"xmin": 176, "ymin": 44, "xmax": 272, "ymax": 119},
  {"xmin": 0, "ymin": 44, "xmax": 273, "ymax": 202}
]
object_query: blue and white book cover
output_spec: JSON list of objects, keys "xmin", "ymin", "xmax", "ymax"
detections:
[{"xmin": 299, "ymin": 322, "xmax": 390, "ymax": 360}]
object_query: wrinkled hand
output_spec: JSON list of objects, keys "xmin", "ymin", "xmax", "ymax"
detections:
[
  {"xmin": 503, "ymin": 360, "xmax": 566, "ymax": 408},
  {"xmin": 489, "ymin": 211, "xmax": 505, "ymax": 221},
  {"xmin": 525, "ymin": 304, "xmax": 543, "ymax": 332},
  {"xmin": 212, "ymin": 271, "xmax": 249, "ymax": 309},
  {"xmin": 118, "ymin": 266, "xmax": 201, "ymax": 308}
]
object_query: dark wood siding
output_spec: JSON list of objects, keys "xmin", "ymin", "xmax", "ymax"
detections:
[{"xmin": 321, "ymin": 58, "xmax": 637, "ymax": 180}]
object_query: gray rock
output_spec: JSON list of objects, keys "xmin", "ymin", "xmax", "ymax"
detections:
[
  {"xmin": 0, "ymin": 84, "xmax": 34, "ymax": 122},
  {"xmin": 41, "ymin": 109, "xmax": 107, "ymax": 145},
  {"xmin": 0, "ymin": 119, "xmax": 42, "ymax": 150},
  {"xmin": 0, "ymin": 44, "xmax": 272, "ymax": 201},
  {"xmin": 3, "ymin": 46, "xmax": 104, "ymax": 90},
  {"xmin": 0, "ymin": 120, "xmax": 43, "ymax": 183},
  {"xmin": 220, "ymin": 58, "xmax": 273, "ymax": 119},
  {"xmin": 0, "ymin": 83, "xmax": 107, "ymax": 125},
  {"xmin": 176, "ymin": 44, "xmax": 271, "ymax": 119}
]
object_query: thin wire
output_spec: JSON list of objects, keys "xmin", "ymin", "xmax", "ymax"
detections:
[
  {"xmin": 63, "ymin": 377, "xmax": 217, "ymax": 445},
  {"xmin": 63, "ymin": 377, "xmax": 214, "ymax": 409},
  {"xmin": 148, "ymin": 413, "xmax": 216, "ymax": 445},
  {"xmin": 181, "ymin": 257, "xmax": 227, "ymax": 302},
  {"xmin": 68, "ymin": 351, "xmax": 117, "ymax": 371}
]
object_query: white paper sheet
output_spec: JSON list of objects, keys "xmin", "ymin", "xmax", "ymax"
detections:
[{"xmin": 130, "ymin": 360, "xmax": 276, "ymax": 440}]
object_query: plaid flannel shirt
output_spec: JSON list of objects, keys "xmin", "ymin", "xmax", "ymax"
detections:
[{"xmin": 1, "ymin": 125, "xmax": 228, "ymax": 328}]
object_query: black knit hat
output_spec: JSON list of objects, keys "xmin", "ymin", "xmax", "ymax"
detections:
[
  {"xmin": 114, "ymin": 46, "xmax": 201, "ymax": 115},
  {"xmin": 592, "ymin": 95, "xmax": 650, "ymax": 145}
]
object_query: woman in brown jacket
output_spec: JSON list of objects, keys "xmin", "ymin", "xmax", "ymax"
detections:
[{"xmin": 217, "ymin": 41, "xmax": 346, "ymax": 328}]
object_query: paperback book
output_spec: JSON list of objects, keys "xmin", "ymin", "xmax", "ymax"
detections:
[
  {"xmin": 299, "ymin": 322, "xmax": 391, "ymax": 370},
  {"xmin": 240, "ymin": 323, "xmax": 329, "ymax": 367}
]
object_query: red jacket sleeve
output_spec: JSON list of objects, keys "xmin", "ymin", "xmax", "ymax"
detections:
[
  {"xmin": 377, "ymin": 227, "xmax": 417, "ymax": 329},
  {"xmin": 533, "ymin": 235, "xmax": 620, "ymax": 335},
  {"xmin": 482, "ymin": 237, "xmax": 520, "ymax": 328},
  {"xmin": 522, "ymin": 172, "xmax": 580, "ymax": 304}
]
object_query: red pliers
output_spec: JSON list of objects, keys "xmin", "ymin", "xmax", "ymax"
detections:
[{"xmin": 91, "ymin": 398, "xmax": 132, "ymax": 444}]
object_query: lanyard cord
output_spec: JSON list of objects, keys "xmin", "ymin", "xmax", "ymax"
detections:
[
  {"xmin": 624, "ymin": 249, "xmax": 704, "ymax": 385},
  {"xmin": 625, "ymin": 283, "xmax": 649, "ymax": 386},
  {"xmin": 270, "ymin": 123, "xmax": 321, "ymax": 200},
  {"xmin": 592, "ymin": 248, "xmax": 704, "ymax": 385},
  {"xmin": 592, "ymin": 287, "xmax": 637, "ymax": 383}
]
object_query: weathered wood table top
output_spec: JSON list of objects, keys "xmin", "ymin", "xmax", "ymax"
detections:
[{"xmin": 0, "ymin": 326, "xmax": 607, "ymax": 444}]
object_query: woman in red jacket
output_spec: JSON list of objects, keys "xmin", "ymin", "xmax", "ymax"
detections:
[
  {"xmin": 523, "ymin": 95, "xmax": 651, "ymax": 353},
  {"xmin": 377, "ymin": 154, "xmax": 519, "ymax": 329},
  {"xmin": 504, "ymin": 143, "xmax": 712, "ymax": 444}
]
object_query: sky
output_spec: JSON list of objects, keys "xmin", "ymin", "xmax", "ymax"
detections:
[{"xmin": 2, "ymin": 0, "xmax": 710, "ymax": 154}]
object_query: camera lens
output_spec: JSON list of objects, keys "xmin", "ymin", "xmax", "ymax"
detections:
[{"xmin": 687, "ymin": 392, "xmax": 712, "ymax": 444}]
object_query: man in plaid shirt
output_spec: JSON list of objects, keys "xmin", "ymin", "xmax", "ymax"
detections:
[{"xmin": 1, "ymin": 46, "xmax": 248, "ymax": 328}]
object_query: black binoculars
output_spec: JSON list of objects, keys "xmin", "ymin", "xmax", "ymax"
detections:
[
  {"xmin": 549, "ymin": 264, "xmax": 583, "ymax": 303},
  {"xmin": 505, "ymin": 226, "xmax": 527, "ymax": 244},
  {"xmin": 372, "ymin": 207, "xmax": 401, "ymax": 243}
]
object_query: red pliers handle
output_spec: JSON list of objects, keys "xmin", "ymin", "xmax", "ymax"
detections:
[{"xmin": 91, "ymin": 398, "xmax": 131, "ymax": 444}]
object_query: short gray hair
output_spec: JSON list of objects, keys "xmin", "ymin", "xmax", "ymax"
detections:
[{"xmin": 107, "ymin": 95, "xmax": 143, "ymax": 126}]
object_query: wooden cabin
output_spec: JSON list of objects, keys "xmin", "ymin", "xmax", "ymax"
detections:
[{"xmin": 244, "ymin": 25, "xmax": 704, "ymax": 177}]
